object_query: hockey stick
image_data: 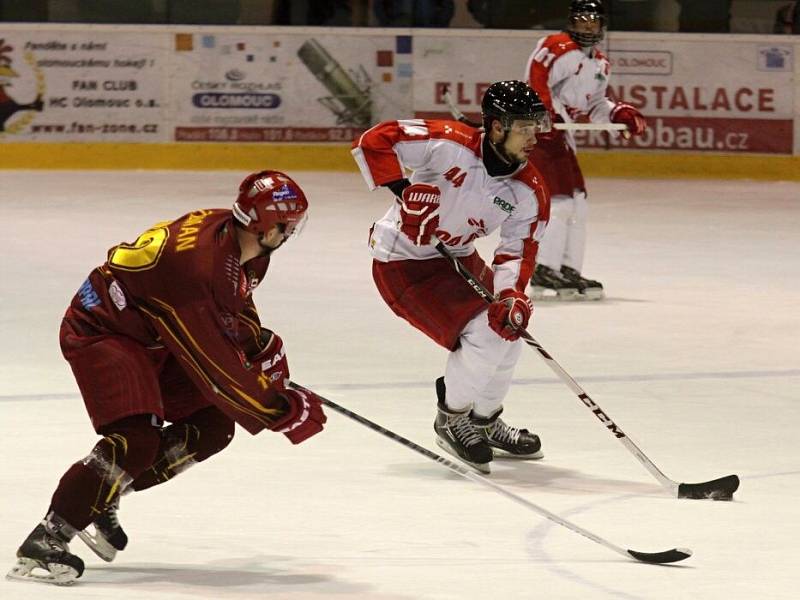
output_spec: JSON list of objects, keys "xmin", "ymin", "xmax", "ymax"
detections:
[
  {"xmin": 441, "ymin": 87, "xmax": 627, "ymax": 131},
  {"xmin": 289, "ymin": 381, "xmax": 691, "ymax": 564},
  {"xmin": 554, "ymin": 123, "xmax": 627, "ymax": 131},
  {"xmin": 434, "ymin": 242, "xmax": 740, "ymax": 501}
]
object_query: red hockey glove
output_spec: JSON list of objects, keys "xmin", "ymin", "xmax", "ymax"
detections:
[
  {"xmin": 398, "ymin": 183, "xmax": 441, "ymax": 246},
  {"xmin": 250, "ymin": 329, "xmax": 289, "ymax": 391},
  {"xmin": 610, "ymin": 103, "xmax": 646, "ymax": 137},
  {"xmin": 487, "ymin": 289, "xmax": 533, "ymax": 341},
  {"xmin": 270, "ymin": 388, "xmax": 327, "ymax": 444},
  {"xmin": 249, "ymin": 331, "xmax": 326, "ymax": 443}
]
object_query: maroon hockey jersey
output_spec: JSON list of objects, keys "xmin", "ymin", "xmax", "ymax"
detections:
[{"xmin": 65, "ymin": 209, "xmax": 288, "ymax": 435}]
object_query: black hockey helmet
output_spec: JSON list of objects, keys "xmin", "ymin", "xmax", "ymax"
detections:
[
  {"xmin": 481, "ymin": 80, "xmax": 550, "ymax": 133},
  {"xmin": 567, "ymin": 0, "xmax": 606, "ymax": 47}
]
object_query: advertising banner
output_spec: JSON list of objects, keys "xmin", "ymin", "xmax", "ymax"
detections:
[
  {"xmin": 169, "ymin": 31, "xmax": 413, "ymax": 143},
  {"xmin": 588, "ymin": 39, "xmax": 794, "ymax": 153},
  {"xmin": 412, "ymin": 33, "xmax": 533, "ymax": 123},
  {"xmin": 1, "ymin": 26, "xmax": 796, "ymax": 155},
  {"xmin": 0, "ymin": 31, "xmax": 168, "ymax": 142},
  {"xmin": 413, "ymin": 33, "xmax": 795, "ymax": 154}
]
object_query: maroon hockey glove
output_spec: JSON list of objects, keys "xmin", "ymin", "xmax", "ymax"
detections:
[
  {"xmin": 270, "ymin": 388, "xmax": 327, "ymax": 444},
  {"xmin": 250, "ymin": 329, "xmax": 290, "ymax": 390},
  {"xmin": 610, "ymin": 103, "xmax": 647, "ymax": 137},
  {"xmin": 398, "ymin": 183, "xmax": 441, "ymax": 246},
  {"xmin": 488, "ymin": 289, "xmax": 533, "ymax": 341}
]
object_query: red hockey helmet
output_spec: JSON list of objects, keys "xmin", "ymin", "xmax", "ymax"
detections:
[{"xmin": 232, "ymin": 170, "xmax": 308, "ymax": 237}]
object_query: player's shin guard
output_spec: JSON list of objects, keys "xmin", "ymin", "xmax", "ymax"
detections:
[
  {"xmin": 51, "ymin": 424, "xmax": 158, "ymax": 530},
  {"xmin": 131, "ymin": 406, "xmax": 235, "ymax": 492},
  {"xmin": 49, "ymin": 417, "xmax": 161, "ymax": 562}
]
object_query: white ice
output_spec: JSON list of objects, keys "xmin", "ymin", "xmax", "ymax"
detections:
[{"xmin": 1, "ymin": 170, "xmax": 798, "ymax": 600}]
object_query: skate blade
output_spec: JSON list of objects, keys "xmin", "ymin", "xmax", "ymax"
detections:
[
  {"xmin": 77, "ymin": 528, "xmax": 117, "ymax": 563},
  {"xmin": 492, "ymin": 448, "xmax": 544, "ymax": 460},
  {"xmin": 580, "ymin": 287, "xmax": 604, "ymax": 301},
  {"xmin": 435, "ymin": 437, "xmax": 491, "ymax": 474},
  {"xmin": 6, "ymin": 558, "xmax": 79, "ymax": 586},
  {"xmin": 530, "ymin": 286, "xmax": 580, "ymax": 301}
]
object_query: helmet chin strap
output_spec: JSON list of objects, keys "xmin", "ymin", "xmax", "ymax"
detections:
[
  {"xmin": 488, "ymin": 136, "xmax": 512, "ymax": 165},
  {"xmin": 488, "ymin": 128, "xmax": 520, "ymax": 167},
  {"xmin": 257, "ymin": 233, "xmax": 283, "ymax": 256}
]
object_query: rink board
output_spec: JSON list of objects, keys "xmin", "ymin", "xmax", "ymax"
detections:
[
  {"xmin": 0, "ymin": 24, "xmax": 797, "ymax": 179},
  {"xmin": 1, "ymin": 142, "xmax": 798, "ymax": 181}
]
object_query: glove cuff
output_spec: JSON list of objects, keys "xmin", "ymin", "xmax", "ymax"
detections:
[
  {"xmin": 385, "ymin": 178, "xmax": 411, "ymax": 198},
  {"xmin": 268, "ymin": 390, "xmax": 307, "ymax": 433}
]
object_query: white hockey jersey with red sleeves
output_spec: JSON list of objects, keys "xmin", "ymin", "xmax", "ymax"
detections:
[
  {"xmin": 524, "ymin": 32, "xmax": 615, "ymax": 147},
  {"xmin": 351, "ymin": 119, "xmax": 550, "ymax": 294}
]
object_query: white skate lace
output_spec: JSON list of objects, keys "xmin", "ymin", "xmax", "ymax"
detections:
[
  {"xmin": 46, "ymin": 536, "xmax": 68, "ymax": 552},
  {"xmin": 106, "ymin": 509, "xmax": 119, "ymax": 529},
  {"xmin": 100, "ymin": 500, "xmax": 120, "ymax": 530},
  {"xmin": 451, "ymin": 414, "xmax": 484, "ymax": 447},
  {"xmin": 489, "ymin": 419, "xmax": 522, "ymax": 445}
]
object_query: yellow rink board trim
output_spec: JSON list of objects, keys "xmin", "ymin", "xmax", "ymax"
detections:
[{"xmin": 1, "ymin": 143, "xmax": 798, "ymax": 181}]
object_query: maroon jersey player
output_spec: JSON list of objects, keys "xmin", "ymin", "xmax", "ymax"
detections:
[{"xmin": 7, "ymin": 171, "xmax": 326, "ymax": 586}]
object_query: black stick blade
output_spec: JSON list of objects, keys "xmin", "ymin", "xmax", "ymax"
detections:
[
  {"xmin": 627, "ymin": 547, "xmax": 692, "ymax": 564},
  {"xmin": 678, "ymin": 474, "xmax": 740, "ymax": 500}
]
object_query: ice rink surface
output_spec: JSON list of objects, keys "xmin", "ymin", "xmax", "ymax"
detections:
[{"xmin": 1, "ymin": 170, "xmax": 798, "ymax": 599}]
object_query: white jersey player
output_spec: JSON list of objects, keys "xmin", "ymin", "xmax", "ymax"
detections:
[
  {"xmin": 352, "ymin": 81, "xmax": 551, "ymax": 473},
  {"xmin": 524, "ymin": 0, "xmax": 646, "ymax": 299}
]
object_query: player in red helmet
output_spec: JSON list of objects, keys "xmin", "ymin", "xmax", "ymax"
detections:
[
  {"xmin": 233, "ymin": 170, "xmax": 309, "ymax": 248},
  {"xmin": 7, "ymin": 170, "xmax": 325, "ymax": 586}
]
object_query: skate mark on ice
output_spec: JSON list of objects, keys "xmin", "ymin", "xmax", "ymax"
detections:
[{"xmin": 525, "ymin": 494, "xmax": 690, "ymax": 600}]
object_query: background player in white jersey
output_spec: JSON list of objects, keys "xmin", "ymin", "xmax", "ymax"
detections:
[
  {"xmin": 525, "ymin": 0, "xmax": 646, "ymax": 299},
  {"xmin": 351, "ymin": 81, "xmax": 551, "ymax": 474}
]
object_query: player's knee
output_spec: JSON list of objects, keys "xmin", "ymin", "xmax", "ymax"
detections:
[
  {"xmin": 198, "ymin": 416, "xmax": 235, "ymax": 461},
  {"xmin": 94, "ymin": 414, "xmax": 163, "ymax": 480},
  {"xmin": 504, "ymin": 338, "xmax": 524, "ymax": 365},
  {"xmin": 180, "ymin": 405, "xmax": 235, "ymax": 461},
  {"xmin": 549, "ymin": 195, "xmax": 575, "ymax": 220},
  {"xmin": 573, "ymin": 192, "xmax": 588, "ymax": 221},
  {"xmin": 459, "ymin": 315, "xmax": 515, "ymax": 368}
]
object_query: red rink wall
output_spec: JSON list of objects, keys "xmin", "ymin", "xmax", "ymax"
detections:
[{"xmin": 0, "ymin": 25, "xmax": 797, "ymax": 178}]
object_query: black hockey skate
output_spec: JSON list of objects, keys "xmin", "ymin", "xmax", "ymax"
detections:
[
  {"xmin": 530, "ymin": 264, "xmax": 580, "ymax": 300},
  {"xmin": 77, "ymin": 498, "xmax": 128, "ymax": 562},
  {"xmin": 560, "ymin": 266, "xmax": 604, "ymax": 300},
  {"xmin": 7, "ymin": 513, "xmax": 84, "ymax": 586},
  {"xmin": 433, "ymin": 377, "xmax": 493, "ymax": 473},
  {"xmin": 472, "ymin": 408, "xmax": 543, "ymax": 459}
]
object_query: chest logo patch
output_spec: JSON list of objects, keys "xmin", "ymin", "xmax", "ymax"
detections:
[
  {"xmin": 493, "ymin": 196, "xmax": 514, "ymax": 214},
  {"xmin": 108, "ymin": 280, "xmax": 127, "ymax": 311}
]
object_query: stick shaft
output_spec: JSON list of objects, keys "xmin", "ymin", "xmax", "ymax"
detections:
[
  {"xmin": 434, "ymin": 242, "xmax": 679, "ymax": 495},
  {"xmin": 554, "ymin": 122, "xmax": 627, "ymax": 131},
  {"xmin": 290, "ymin": 381, "xmax": 633, "ymax": 560},
  {"xmin": 441, "ymin": 89, "xmax": 627, "ymax": 131}
]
